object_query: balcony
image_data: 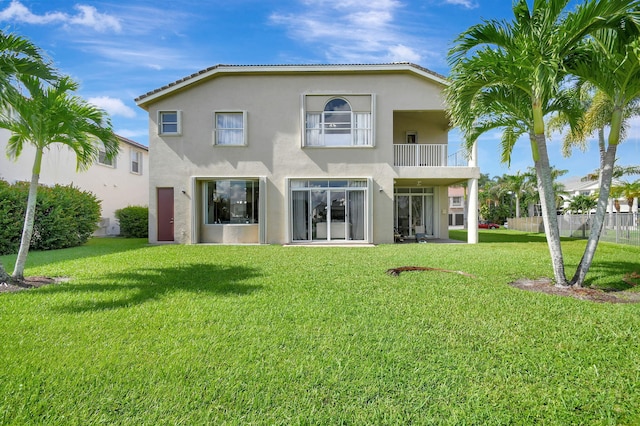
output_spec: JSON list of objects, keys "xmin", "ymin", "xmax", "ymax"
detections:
[{"xmin": 394, "ymin": 144, "xmax": 469, "ymax": 167}]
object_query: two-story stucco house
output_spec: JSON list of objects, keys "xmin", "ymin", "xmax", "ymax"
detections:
[
  {"xmin": 0, "ymin": 131, "xmax": 149, "ymax": 236},
  {"xmin": 135, "ymin": 63, "xmax": 480, "ymax": 245}
]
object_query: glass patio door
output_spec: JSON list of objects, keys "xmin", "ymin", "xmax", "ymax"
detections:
[
  {"xmin": 394, "ymin": 189, "xmax": 434, "ymax": 238},
  {"xmin": 292, "ymin": 191, "xmax": 310, "ymax": 240},
  {"xmin": 291, "ymin": 180, "xmax": 367, "ymax": 242},
  {"xmin": 313, "ymin": 189, "xmax": 347, "ymax": 241}
]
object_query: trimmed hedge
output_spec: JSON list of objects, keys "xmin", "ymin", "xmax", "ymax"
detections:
[
  {"xmin": 0, "ymin": 180, "xmax": 100, "ymax": 255},
  {"xmin": 115, "ymin": 206, "xmax": 148, "ymax": 238}
]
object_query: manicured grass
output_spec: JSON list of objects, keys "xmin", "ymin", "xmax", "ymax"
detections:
[{"xmin": 1, "ymin": 234, "xmax": 639, "ymax": 424}]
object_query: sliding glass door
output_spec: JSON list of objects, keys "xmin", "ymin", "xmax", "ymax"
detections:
[
  {"xmin": 394, "ymin": 187, "xmax": 434, "ymax": 238},
  {"xmin": 291, "ymin": 180, "xmax": 367, "ymax": 242}
]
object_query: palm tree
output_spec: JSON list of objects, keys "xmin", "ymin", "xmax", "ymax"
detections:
[
  {"xmin": 582, "ymin": 164, "xmax": 640, "ymax": 182},
  {"xmin": 479, "ymin": 176, "xmax": 502, "ymax": 208},
  {"xmin": 612, "ymin": 180, "xmax": 640, "ymax": 212},
  {"xmin": 564, "ymin": 20, "xmax": 640, "ymax": 286},
  {"xmin": 564, "ymin": 194, "xmax": 597, "ymax": 214},
  {"xmin": 0, "ymin": 75, "xmax": 118, "ymax": 280},
  {"xmin": 521, "ymin": 166, "xmax": 568, "ymax": 216},
  {"xmin": 0, "ymin": 31, "xmax": 56, "ymax": 283},
  {"xmin": 0, "ymin": 31, "xmax": 55, "ymax": 102},
  {"xmin": 446, "ymin": 0, "xmax": 638, "ymax": 287},
  {"xmin": 499, "ymin": 172, "xmax": 528, "ymax": 218}
]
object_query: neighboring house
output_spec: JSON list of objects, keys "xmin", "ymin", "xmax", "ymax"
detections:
[
  {"xmin": 560, "ymin": 176, "xmax": 635, "ymax": 213},
  {"xmin": 135, "ymin": 63, "xmax": 480, "ymax": 245},
  {"xmin": 0, "ymin": 130, "xmax": 149, "ymax": 236},
  {"xmin": 448, "ymin": 186, "xmax": 466, "ymax": 227}
]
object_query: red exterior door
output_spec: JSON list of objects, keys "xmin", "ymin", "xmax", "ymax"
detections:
[{"xmin": 157, "ymin": 188, "xmax": 174, "ymax": 241}]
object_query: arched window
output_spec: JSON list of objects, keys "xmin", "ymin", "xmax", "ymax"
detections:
[
  {"xmin": 323, "ymin": 98, "xmax": 352, "ymax": 145},
  {"xmin": 304, "ymin": 95, "xmax": 373, "ymax": 146}
]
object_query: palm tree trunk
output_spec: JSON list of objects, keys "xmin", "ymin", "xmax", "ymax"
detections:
[
  {"xmin": 532, "ymin": 133, "xmax": 568, "ymax": 286},
  {"xmin": 12, "ymin": 147, "xmax": 43, "ymax": 280},
  {"xmin": 571, "ymin": 110, "xmax": 623, "ymax": 287},
  {"xmin": 515, "ymin": 194, "xmax": 520, "ymax": 218},
  {"xmin": 598, "ymin": 127, "xmax": 606, "ymax": 177}
]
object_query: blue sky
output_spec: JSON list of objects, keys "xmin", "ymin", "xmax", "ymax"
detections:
[{"xmin": 1, "ymin": 0, "xmax": 638, "ymax": 180}]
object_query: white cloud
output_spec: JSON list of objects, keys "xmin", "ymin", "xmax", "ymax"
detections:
[
  {"xmin": 0, "ymin": 1, "xmax": 121, "ymax": 32},
  {"xmin": 388, "ymin": 44, "xmax": 421, "ymax": 63},
  {"xmin": 0, "ymin": 0, "xmax": 66, "ymax": 24},
  {"xmin": 443, "ymin": 0, "xmax": 478, "ymax": 9},
  {"xmin": 88, "ymin": 97, "xmax": 136, "ymax": 118},
  {"xmin": 72, "ymin": 38, "xmax": 199, "ymax": 72},
  {"xmin": 67, "ymin": 5, "xmax": 122, "ymax": 33},
  {"xmin": 269, "ymin": 0, "xmax": 428, "ymax": 64}
]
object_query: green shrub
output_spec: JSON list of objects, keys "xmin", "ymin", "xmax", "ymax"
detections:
[
  {"xmin": 115, "ymin": 205, "xmax": 148, "ymax": 238},
  {"xmin": 0, "ymin": 180, "xmax": 101, "ymax": 255}
]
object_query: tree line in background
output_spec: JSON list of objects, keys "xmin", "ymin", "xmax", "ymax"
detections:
[
  {"xmin": 447, "ymin": 0, "xmax": 640, "ymax": 287},
  {"xmin": 0, "ymin": 31, "xmax": 119, "ymax": 284},
  {"xmin": 475, "ymin": 164, "xmax": 640, "ymax": 224}
]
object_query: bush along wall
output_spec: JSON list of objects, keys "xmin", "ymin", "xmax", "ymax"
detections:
[
  {"xmin": 115, "ymin": 206, "xmax": 148, "ymax": 238},
  {"xmin": 0, "ymin": 180, "xmax": 101, "ymax": 255}
]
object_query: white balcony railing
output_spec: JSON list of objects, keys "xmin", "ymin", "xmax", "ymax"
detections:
[{"xmin": 394, "ymin": 144, "xmax": 469, "ymax": 167}]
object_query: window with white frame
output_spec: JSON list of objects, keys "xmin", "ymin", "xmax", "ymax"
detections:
[
  {"xmin": 97, "ymin": 150, "xmax": 116, "ymax": 167},
  {"xmin": 130, "ymin": 149, "xmax": 142, "ymax": 174},
  {"xmin": 450, "ymin": 196, "xmax": 462, "ymax": 207},
  {"xmin": 158, "ymin": 110, "xmax": 181, "ymax": 135},
  {"xmin": 304, "ymin": 95, "xmax": 373, "ymax": 147},
  {"xmin": 214, "ymin": 111, "xmax": 246, "ymax": 145}
]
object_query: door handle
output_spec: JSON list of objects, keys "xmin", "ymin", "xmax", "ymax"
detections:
[{"xmin": 170, "ymin": 218, "xmax": 174, "ymax": 224}]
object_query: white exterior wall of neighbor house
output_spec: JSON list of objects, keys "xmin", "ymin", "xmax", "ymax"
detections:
[
  {"xmin": 0, "ymin": 130, "xmax": 149, "ymax": 236},
  {"xmin": 137, "ymin": 64, "xmax": 480, "ymax": 245},
  {"xmin": 560, "ymin": 176, "xmax": 637, "ymax": 213}
]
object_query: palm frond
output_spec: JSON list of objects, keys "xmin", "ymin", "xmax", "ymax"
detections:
[{"xmin": 0, "ymin": 73, "xmax": 117, "ymax": 171}]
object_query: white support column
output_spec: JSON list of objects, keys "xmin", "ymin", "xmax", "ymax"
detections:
[
  {"xmin": 467, "ymin": 142, "xmax": 479, "ymax": 244},
  {"xmin": 468, "ymin": 178, "xmax": 479, "ymax": 244}
]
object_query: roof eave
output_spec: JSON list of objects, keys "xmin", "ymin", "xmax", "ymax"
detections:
[{"xmin": 135, "ymin": 63, "xmax": 449, "ymax": 108}]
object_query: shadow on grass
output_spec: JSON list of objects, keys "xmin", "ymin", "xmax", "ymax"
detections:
[
  {"xmin": 450, "ymin": 229, "xmax": 577, "ymax": 243},
  {"xmin": 1, "ymin": 237, "xmax": 148, "ymax": 272},
  {"xmin": 578, "ymin": 259, "xmax": 640, "ymax": 291},
  {"xmin": 49, "ymin": 263, "xmax": 262, "ymax": 313}
]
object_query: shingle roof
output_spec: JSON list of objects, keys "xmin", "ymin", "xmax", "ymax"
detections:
[
  {"xmin": 116, "ymin": 134, "xmax": 148, "ymax": 151},
  {"xmin": 135, "ymin": 62, "xmax": 448, "ymax": 106}
]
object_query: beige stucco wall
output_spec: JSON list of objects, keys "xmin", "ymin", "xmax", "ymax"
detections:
[
  {"xmin": 142, "ymin": 68, "xmax": 479, "ymax": 244},
  {"xmin": 0, "ymin": 129, "xmax": 149, "ymax": 236}
]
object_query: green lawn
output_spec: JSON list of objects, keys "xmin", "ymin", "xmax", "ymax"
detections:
[{"xmin": 1, "ymin": 232, "xmax": 639, "ymax": 424}]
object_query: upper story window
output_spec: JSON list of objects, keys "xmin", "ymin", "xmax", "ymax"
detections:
[
  {"xmin": 130, "ymin": 149, "xmax": 142, "ymax": 175},
  {"xmin": 158, "ymin": 110, "xmax": 181, "ymax": 135},
  {"xmin": 304, "ymin": 95, "xmax": 373, "ymax": 147},
  {"xmin": 214, "ymin": 111, "xmax": 247, "ymax": 145},
  {"xmin": 97, "ymin": 150, "xmax": 116, "ymax": 168},
  {"xmin": 450, "ymin": 196, "xmax": 462, "ymax": 207}
]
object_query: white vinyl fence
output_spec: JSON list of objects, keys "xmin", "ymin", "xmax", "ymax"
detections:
[{"xmin": 507, "ymin": 213, "xmax": 639, "ymax": 246}]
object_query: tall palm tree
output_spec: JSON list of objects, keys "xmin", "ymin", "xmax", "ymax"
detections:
[
  {"xmin": 564, "ymin": 20, "xmax": 640, "ymax": 286},
  {"xmin": 446, "ymin": 0, "xmax": 639, "ymax": 287},
  {"xmin": 0, "ymin": 75, "xmax": 118, "ymax": 280},
  {"xmin": 0, "ymin": 31, "xmax": 56, "ymax": 283}
]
